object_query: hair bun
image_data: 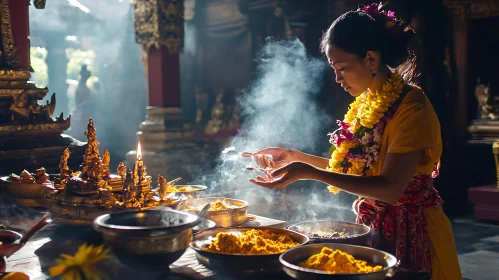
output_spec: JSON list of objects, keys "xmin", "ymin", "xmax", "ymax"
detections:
[
  {"xmin": 356, "ymin": 3, "xmax": 414, "ymax": 68},
  {"xmin": 381, "ymin": 26, "xmax": 414, "ymax": 68}
]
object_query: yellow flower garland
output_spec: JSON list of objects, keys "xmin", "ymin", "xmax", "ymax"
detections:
[{"xmin": 327, "ymin": 71, "xmax": 404, "ymax": 194}]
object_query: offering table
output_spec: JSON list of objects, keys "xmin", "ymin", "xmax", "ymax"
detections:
[{"xmin": 1, "ymin": 206, "xmax": 429, "ymax": 279}]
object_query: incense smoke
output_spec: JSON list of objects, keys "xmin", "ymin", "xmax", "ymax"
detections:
[{"xmin": 200, "ymin": 38, "xmax": 355, "ymax": 222}]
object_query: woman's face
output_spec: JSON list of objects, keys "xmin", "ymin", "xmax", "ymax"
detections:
[{"xmin": 326, "ymin": 44, "xmax": 374, "ymax": 97}]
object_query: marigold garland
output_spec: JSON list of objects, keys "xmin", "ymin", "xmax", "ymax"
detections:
[{"xmin": 326, "ymin": 71, "xmax": 404, "ymax": 194}]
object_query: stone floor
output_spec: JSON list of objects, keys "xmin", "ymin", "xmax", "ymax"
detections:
[{"xmin": 453, "ymin": 216, "xmax": 499, "ymax": 280}]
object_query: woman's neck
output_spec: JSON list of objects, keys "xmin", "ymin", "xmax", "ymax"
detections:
[{"xmin": 368, "ymin": 65, "xmax": 392, "ymax": 93}]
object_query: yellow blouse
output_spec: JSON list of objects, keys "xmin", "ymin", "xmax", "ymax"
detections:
[
  {"xmin": 366, "ymin": 87, "xmax": 462, "ymax": 279},
  {"xmin": 366, "ymin": 87, "xmax": 441, "ymax": 176}
]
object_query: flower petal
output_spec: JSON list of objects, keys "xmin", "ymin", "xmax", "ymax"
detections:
[{"xmin": 49, "ymin": 265, "xmax": 67, "ymax": 277}]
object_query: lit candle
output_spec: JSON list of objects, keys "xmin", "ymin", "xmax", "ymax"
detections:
[
  {"xmin": 132, "ymin": 142, "xmax": 142, "ymax": 185},
  {"xmin": 137, "ymin": 142, "xmax": 142, "ymax": 161},
  {"xmin": 136, "ymin": 142, "xmax": 146, "ymax": 183}
]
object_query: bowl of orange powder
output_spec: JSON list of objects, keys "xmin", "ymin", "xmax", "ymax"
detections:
[
  {"xmin": 190, "ymin": 226, "xmax": 309, "ymax": 276},
  {"xmin": 279, "ymin": 243, "xmax": 398, "ymax": 279}
]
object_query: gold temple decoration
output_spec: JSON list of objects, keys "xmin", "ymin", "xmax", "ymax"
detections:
[
  {"xmin": 43, "ymin": 119, "xmax": 185, "ymax": 226},
  {"xmin": 134, "ymin": 0, "xmax": 184, "ymax": 54},
  {"xmin": 0, "ymin": 0, "xmax": 20, "ymax": 68},
  {"xmin": 475, "ymin": 82, "xmax": 496, "ymax": 119},
  {"xmin": 493, "ymin": 141, "xmax": 499, "ymax": 188},
  {"xmin": 0, "ymin": 0, "xmax": 68, "ymax": 134},
  {"xmin": 205, "ymin": 91, "xmax": 225, "ymax": 135},
  {"xmin": 157, "ymin": 175, "xmax": 169, "ymax": 199},
  {"xmin": 59, "ymin": 148, "xmax": 71, "ymax": 178},
  {"xmin": 204, "ymin": 89, "xmax": 241, "ymax": 136},
  {"xmin": 117, "ymin": 162, "xmax": 126, "ymax": 179}
]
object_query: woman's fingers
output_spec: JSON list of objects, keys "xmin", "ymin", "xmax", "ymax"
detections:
[{"xmin": 241, "ymin": 152, "xmax": 253, "ymax": 158}]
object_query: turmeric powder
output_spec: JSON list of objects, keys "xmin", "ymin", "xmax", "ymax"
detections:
[
  {"xmin": 299, "ymin": 247, "xmax": 383, "ymax": 273},
  {"xmin": 186, "ymin": 199, "xmax": 240, "ymax": 211},
  {"xmin": 203, "ymin": 229, "xmax": 300, "ymax": 255}
]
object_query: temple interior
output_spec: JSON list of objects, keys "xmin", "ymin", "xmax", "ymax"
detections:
[{"xmin": 0, "ymin": 0, "xmax": 499, "ymax": 279}]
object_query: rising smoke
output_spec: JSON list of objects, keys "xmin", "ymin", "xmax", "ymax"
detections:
[{"xmin": 200, "ymin": 38, "xmax": 355, "ymax": 223}]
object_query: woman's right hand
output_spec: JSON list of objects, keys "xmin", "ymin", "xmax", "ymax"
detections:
[{"xmin": 241, "ymin": 147, "xmax": 295, "ymax": 169}]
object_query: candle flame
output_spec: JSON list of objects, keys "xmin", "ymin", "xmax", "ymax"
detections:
[{"xmin": 137, "ymin": 142, "xmax": 142, "ymax": 160}]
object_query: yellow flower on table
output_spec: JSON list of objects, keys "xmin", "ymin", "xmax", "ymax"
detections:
[{"xmin": 49, "ymin": 243, "xmax": 113, "ymax": 280}]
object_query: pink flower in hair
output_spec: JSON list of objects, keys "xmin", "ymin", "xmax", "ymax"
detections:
[
  {"xmin": 360, "ymin": 3, "xmax": 382, "ymax": 19},
  {"xmin": 386, "ymin": 10, "xmax": 397, "ymax": 21},
  {"xmin": 358, "ymin": 3, "xmax": 408, "ymax": 38}
]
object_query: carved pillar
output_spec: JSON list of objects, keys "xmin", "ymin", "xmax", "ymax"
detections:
[
  {"xmin": 128, "ymin": 0, "xmax": 202, "ymax": 182},
  {"xmin": 451, "ymin": 5, "xmax": 468, "ymax": 140},
  {"xmin": 134, "ymin": 0, "xmax": 184, "ymax": 108}
]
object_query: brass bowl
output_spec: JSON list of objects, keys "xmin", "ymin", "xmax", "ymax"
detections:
[
  {"xmin": 180, "ymin": 197, "xmax": 248, "ymax": 227},
  {"xmin": 1, "ymin": 176, "xmax": 47, "ymax": 208},
  {"xmin": 94, "ymin": 208, "xmax": 200, "ymax": 272},
  {"xmin": 190, "ymin": 226, "xmax": 309, "ymax": 276},
  {"xmin": 279, "ymin": 243, "xmax": 397, "ymax": 280},
  {"xmin": 286, "ymin": 220, "xmax": 371, "ymax": 246}
]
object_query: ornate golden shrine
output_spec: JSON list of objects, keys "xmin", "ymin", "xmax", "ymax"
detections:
[
  {"xmin": 43, "ymin": 119, "xmax": 185, "ymax": 226},
  {"xmin": 0, "ymin": 0, "xmax": 85, "ymax": 175}
]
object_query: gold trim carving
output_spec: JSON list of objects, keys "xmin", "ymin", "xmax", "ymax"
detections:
[
  {"xmin": 134, "ymin": 0, "xmax": 184, "ymax": 54},
  {"xmin": 468, "ymin": 1, "xmax": 499, "ymax": 18},
  {"xmin": 0, "ymin": 0, "xmax": 20, "ymax": 68},
  {"xmin": 446, "ymin": 0, "xmax": 499, "ymax": 19},
  {"xmin": 0, "ymin": 69, "xmax": 30, "ymax": 80}
]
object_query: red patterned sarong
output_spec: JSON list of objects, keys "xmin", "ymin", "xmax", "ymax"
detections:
[{"xmin": 353, "ymin": 174, "xmax": 443, "ymax": 273}]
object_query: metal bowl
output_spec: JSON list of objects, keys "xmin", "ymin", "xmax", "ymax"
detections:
[
  {"xmin": 180, "ymin": 197, "xmax": 248, "ymax": 227},
  {"xmin": 280, "ymin": 243, "xmax": 397, "ymax": 280},
  {"xmin": 1, "ymin": 176, "xmax": 46, "ymax": 207},
  {"xmin": 286, "ymin": 220, "xmax": 370, "ymax": 246},
  {"xmin": 0, "ymin": 230, "xmax": 23, "ymax": 258},
  {"xmin": 190, "ymin": 226, "xmax": 309, "ymax": 276},
  {"xmin": 193, "ymin": 218, "xmax": 217, "ymax": 234},
  {"xmin": 93, "ymin": 208, "xmax": 200, "ymax": 272}
]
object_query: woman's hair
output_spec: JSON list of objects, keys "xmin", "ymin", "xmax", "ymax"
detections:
[{"xmin": 320, "ymin": 5, "xmax": 418, "ymax": 84}]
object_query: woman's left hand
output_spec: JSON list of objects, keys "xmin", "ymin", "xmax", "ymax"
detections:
[{"xmin": 249, "ymin": 162, "xmax": 315, "ymax": 189}]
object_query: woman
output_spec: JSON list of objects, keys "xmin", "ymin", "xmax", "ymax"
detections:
[{"xmin": 245, "ymin": 3, "xmax": 462, "ymax": 279}]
